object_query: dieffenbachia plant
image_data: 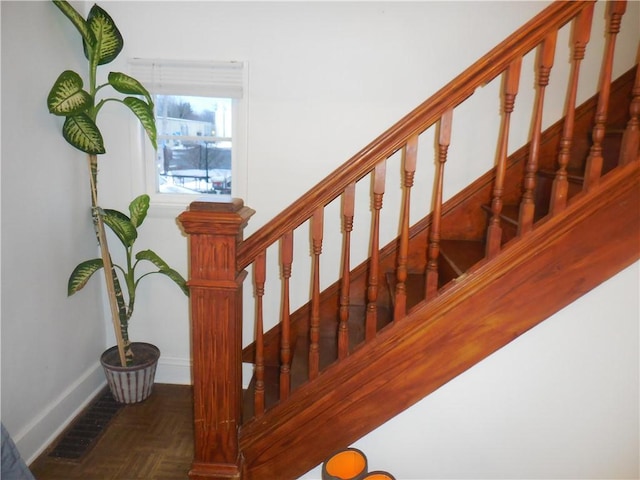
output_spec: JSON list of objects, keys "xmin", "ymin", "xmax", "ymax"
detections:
[{"xmin": 47, "ymin": 1, "xmax": 188, "ymax": 366}]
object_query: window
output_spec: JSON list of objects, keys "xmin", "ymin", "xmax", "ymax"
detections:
[
  {"xmin": 156, "ymin": 95, "xmax": 232, "ymax": 195},
  {"xmin": 130, "ymin": 59, "xmax": 246, "ymax": 201}
]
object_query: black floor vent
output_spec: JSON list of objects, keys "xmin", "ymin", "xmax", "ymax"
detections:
[{"xmin": 47, "ymin": 389, "xmax": 123, "ymax": 461}]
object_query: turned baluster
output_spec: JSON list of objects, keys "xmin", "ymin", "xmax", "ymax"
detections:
[
  {"xmin": 519, "ymin": 32, "xmax": 557, "ymax": 234},
  {"xmin": 425, "ymin": 109, "xmax": 453, "ymax": 300},
  {"xmin": 339, "ymin": 183, "xmax": 356, "ymax": 359},
  {"xmin": 584, "ymin": 0, "xmax": 627, "ymax": 190},
  {"xmin": 619, "ymin": 62, "xmax": 640, "ymax": 166},
  {"xmin": 550, "ymin": 4, "xmax": 594, "ymax": 215},
  {"xmin": 366, "ymin": 161, "xmax": 386, "ymax": 341},
  {"xmin": 280, "ymin": 231, "xmax": 293, "ymax": 400},
  {"xmin": 253, "ymin": 251, "xmax": 266, "ymax": 417},
  {"xmin": 486, "ymin": 58, "xmax": 522, "ymax": 259},
  {"xmin": 395, "ymin": 135, "xmax": 418, "ymax": 319},
  {"xmin": 309, "ymin": 208, "xmax": 324, "ymax": 380}
]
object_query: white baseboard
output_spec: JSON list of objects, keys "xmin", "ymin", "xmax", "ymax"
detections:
[
  {"xmin": 17, "ymin": 362, "xmax": 106, "ymax": 466},
  {"xmin": 155, "ymin": 355, "xmax": 192, "ymax": 385},
  {"xmin": 153, "ymin": 357, "xmax": 254, "ymax": 389}
]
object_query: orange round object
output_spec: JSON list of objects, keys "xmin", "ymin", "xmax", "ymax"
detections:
[
  {"xmin": 322, "ymin": 448, "xmax": 368, "ymax": 480},
  {"xmin": 363, "ymin": 472, "xmax": 396, "ymax": 480}
]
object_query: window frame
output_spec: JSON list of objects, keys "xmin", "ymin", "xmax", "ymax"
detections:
[{"xmin": 128, "ymin": 59, "xmax": 248, "ymax": 210}]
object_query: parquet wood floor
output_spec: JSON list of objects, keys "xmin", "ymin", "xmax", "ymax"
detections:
[{"xmin": 30, "ymin": 384, "xmax": 194, "ymax": 480}]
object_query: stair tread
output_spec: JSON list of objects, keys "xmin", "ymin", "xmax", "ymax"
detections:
[
  {"xmin": 537, "ymin": 167, "xmax": 584, "ymax": 182},
  {"xmin": 480, "ymin": 204, "xmax": 518, "ymax": 226},
  {"xmin": 439, "ymin": 239, "xmax": 485, "ymax": 276},
  {"xmin": 243, "ymin": 364, "xmax": 280, "ymax": 423},
  {"xmin": 385, "ymin": 239, "xmax": 485, "ymax": 310},
  {"xmin": 480, "ymin": 203, "xmax": 547, "ymax": 226},
  {"xmin": 291, "ymin": 305, "xmax": 393, "ymax": 387},
  {"xmin": 385, "ymin": 272, "xmax": 428, "ymax": 311},
  {"xmin": 243, "ymin": 304, "xmax": 393, "ymax": 422}
]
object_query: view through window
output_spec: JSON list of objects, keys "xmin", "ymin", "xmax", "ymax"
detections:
[{"xmin": 156, "ymin": 95, "xmax": 233, "ymax": 195}]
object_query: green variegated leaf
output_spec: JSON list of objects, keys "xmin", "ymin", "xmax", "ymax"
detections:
[
  {"xmin": 128, "ymin": 194, "xmax": 150, "ymax": 228},
  {"xmin": 123, "ymin": 97, "xmax": 157, "ymax": 150},
  {"xmin": 136, "ymin": 249, "xmax": 169, "ymax": 270},
  {"xmin": 68, "ymin": 258, "xmax": 103, "ymax": 296},
  {"xmin": 108, "ymin": 72, "xmax": 154, "ymax": 106},
  {"xmin": 52, "ymin": 1, "xmax": 96, "ymax": 50},
  {"xmin": 86, "ymin": 4, "xmax": 123, "ymax": 65},
  {"xmin": 136, "ymin": 250, "xmax": 189, "ymax": 296},
  {"xmin": 47, "ymin": 71, "xmax": 92, "ymax": 116},
  {"xmin": 62, "ymin": 114, "xmax": 105, "ymax": 154},
  {"xmin": 159, "ymin": 268, "xmax": 190, "ymax": 296},
  {"xmin": 103, "ymin": 209, "xmax": 137, "ymax": 247}
]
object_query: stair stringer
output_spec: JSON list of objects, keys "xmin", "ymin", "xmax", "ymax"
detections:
[{"xmin": 239, "ymin": 160, "xmax": 640, "ymax": 480}]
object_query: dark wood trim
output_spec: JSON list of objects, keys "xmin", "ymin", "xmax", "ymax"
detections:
[
  {"xmin": 239, "ymin": 160, "xmax": 639, "ymax": 480},
  {"xmin": 178, "ymin": 200, "xmax": 255, "ymax": 480},
  {"xmin": 177, "ymin": 2, "xmax": 637, "ymax": 477}
]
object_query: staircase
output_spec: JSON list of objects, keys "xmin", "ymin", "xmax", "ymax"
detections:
[{"xmin": 178, "ymin": 1, "xmax": 640, "ymax": 479}]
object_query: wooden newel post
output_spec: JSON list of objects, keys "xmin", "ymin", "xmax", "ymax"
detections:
[{"xmin": 178, "ymin": 198, "xmax": 255, "ymax": 480}]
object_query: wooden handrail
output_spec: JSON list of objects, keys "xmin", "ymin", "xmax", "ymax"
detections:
[
  {"xmin": 233, "ymin": 0, "xmax": 627, "ymax": 429},
  {"xmin": 237, "ymin": 1, "xmax": 594, "ymax": 271}
]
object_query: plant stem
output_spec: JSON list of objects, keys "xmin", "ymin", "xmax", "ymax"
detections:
[{"xmin": 87, "ymin": 154, "xmax": 131, "ymax": 366}]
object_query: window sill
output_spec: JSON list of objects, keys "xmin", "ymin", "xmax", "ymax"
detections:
[{"xmin": 149, "ymin": 193, "xmax": 238, "ymax": 219}]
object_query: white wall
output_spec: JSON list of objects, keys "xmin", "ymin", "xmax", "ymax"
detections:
[
  {"xmin": 302, "ymin": 262, "xmax": 640, "ymax": 479},
  {"xmin": 98, "ymin": 0, "xmax": 563, "ymax": 382},
  {"xmin": 1, "ymin": 1, "xmax": 638, "ymax": 476},
  {"xmin": 1, "ymin": 0, "xmax": 107, "ymax": 464}
]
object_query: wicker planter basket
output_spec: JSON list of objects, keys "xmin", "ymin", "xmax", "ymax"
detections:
[{"xmin": 100, "ymin": 342, "xmax": 160, "ymax": 404}]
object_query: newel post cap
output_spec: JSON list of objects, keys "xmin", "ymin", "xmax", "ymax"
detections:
[{"xmin": 177, "ymin": 196, "xmax": 255, "ymax": 236}]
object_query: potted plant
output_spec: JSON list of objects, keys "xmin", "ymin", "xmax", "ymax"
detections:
[{"xmin": 46, "ymin": 0, "xmax": 188, "ymax": 403}]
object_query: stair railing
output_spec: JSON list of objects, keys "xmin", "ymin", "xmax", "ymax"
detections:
[
  {"xmin": 177, "ymin": 1, "xmax": 637, "ymax": 478},
  {"xmin": 549, "ymin": 4, "xmax": 594, "ymax": 215},
  {"xmin": 620, "ymin": 62, "xmax": 640, "ymax": 165},
  {"xmin": 584, "ymin": 1, "xmax": 628, "ymax": 189}
]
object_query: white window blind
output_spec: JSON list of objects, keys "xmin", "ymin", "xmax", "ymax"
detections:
[{"xmin": 129, "ymin": 58, "xmax": 245, "ymax": 99}]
